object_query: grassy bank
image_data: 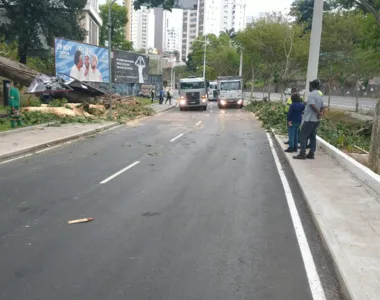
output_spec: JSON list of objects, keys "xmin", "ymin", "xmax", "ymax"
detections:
[{"xmin": 245, "ymin": 101, "xmax": 371, "ymax": 152}]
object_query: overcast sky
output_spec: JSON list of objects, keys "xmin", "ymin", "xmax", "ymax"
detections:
[{"xmin": 100, "ymin": 0, "xmax": 295, "ymax": 17}]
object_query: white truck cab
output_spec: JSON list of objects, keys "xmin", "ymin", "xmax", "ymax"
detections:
[
  {"xmin": 217, "ymin": 76, "xmax": 243, "ymax": 109},
  {"xmin": 178, "ymin": 77, "xmax": 208, "ymax": 111}
]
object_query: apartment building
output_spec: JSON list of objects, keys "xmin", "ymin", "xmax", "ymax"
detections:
[
  {"xmin": 133, "ymin": 7, "xmax": 155, "ymax": 51},
  {"xmin": 154, "ymin": 8, "xmax": 183, "ymax": 59},
  {"xmin": 220, "ymin": 0, "xmax": 246, "ymax": 33},
  {"xmin": 181, "ymin": 8, "xmax": 198, "ymax": 61},
  {"xmin": 81, "ymin": 0, "xmax": 103, "ymax": 45},
  {"xmin": 198, "ymin": 0, "xmax": 221, "ymax": 36}
]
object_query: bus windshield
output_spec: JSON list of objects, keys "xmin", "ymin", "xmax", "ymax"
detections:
[
  {"xmin": 180, "ymin": 82, "xmax": 205, "ymax": 89},
  {"xmin": 220, "ymin": 81, "xmax": 241, "ymax": 91}
]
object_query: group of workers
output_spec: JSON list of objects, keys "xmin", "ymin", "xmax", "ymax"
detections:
[{"xmin": 284, "ymin": 79, "xmax": 325, "ymax": 160}]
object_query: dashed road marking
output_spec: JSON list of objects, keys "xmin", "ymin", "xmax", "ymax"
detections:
[
  {"xmin": 170, "ymin": 133, "xmax": 184, "ymax": 142},
  {"xmin": 100, "ymin": 161, "xmax": 140, "ymax": 184}
]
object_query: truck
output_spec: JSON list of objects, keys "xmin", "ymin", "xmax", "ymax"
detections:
[
  {"xmin": 217, "ymin": 76, "xmax": 243, "ymax": 109},
  {"xmin": 178, "ymin": 77, "xmax": 208, "ymax": 111},
  {"xmin": 207, "ymin": 81, "xmax": 218, "ymax": 101}
]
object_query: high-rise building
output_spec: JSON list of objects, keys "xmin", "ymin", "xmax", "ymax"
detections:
[
  {"xmin": 198, "ymin": 0, "xmax": 221, "ymax": 36},
  {"xmin": 132, "ymin": 7, "xmax": 155, "ymax": 51},
  {"xmin": 82, "ymin": 0, "xmax": 103, "ymax": 46},
  {"xmin": 220, "ymin": 0, "xmax": 247, "ymax": 33},
  {"xmin": 182, "ymin": 8, "xmax": 198, "ymax": 61},
  {"xmin": 125, "ymin": 1, "xmax": 155, "ymax": 51},
  {"xmin": 154, "ymin": 8, "xmax": 183, "ymax": 59}
]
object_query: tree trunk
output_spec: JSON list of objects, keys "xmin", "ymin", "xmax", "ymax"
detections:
[
  {"xmin": 355, "ymin": 78, "xmax": 359, "ymax": 112},
  {"xmin": 368, "ymin": 100, "xmax": 380, "ymax": 173},
  {"xmin": 328, "ymin": 79, "xmax": 331, "ymax": 111},
  {"xmin": 268, "ymin": 83, "xmax": 271, "ymax": 101},
  {"xmin": 0, "ymin": 56, "xmax": 39, "ymax": 87},
  {"xmin": 250, "ymin": 64, "xmax": 254, "ymax": 101},
  {"xmin": 18, "ymin": 43, "xmax": 28, "ymax": 65}
]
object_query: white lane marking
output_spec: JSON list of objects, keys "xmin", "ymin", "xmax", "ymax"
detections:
[
  {"xmin": 100, "ymin": 161, "xmax": 140, "ymax": 184},
  {"xmin": 170, "ymin": 133, "xmax": 184, "ymax": 142},
  {"xmin": 196, "ymin": 121, "xmax": 202, "ymax": 126},
  {"xmin": 266, "ymin": 133, "xmax": 326, "ymax": 300},
  {"xmin": 0, "ymin": 153, "xmax": 32, "ymax": 165},
  {"xmin": 206, "ymin": 114, "xmax": 210, "ymax": 116}
]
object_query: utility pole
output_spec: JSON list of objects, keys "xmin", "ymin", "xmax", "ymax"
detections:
[
  {"xmin": 203, "ymin": 35, "xmax": 206, "ymax": 80},
  {"xmin": 108, "ymin": 0, "xmax": 116, "ymax": 119},
  {"xmin": 305, "ymin": 0, "xmax": 324, "ymax": 100}
]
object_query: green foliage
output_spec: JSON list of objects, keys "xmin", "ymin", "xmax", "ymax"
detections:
[
  {"xmin": 290, "ymin": 0, "xmax": 336, "ymax": 30},
  {"xmin": 114, "ymin": 103, "xmax": 155, "ymax": 122},
  {"xmin": 190, "ymin": 33, "xmax": 240, "ymax": 80},
  {"xmin": 100, "ymin": 2, "xmax": 133, "ymax": 51},
  {"xmin": 133, "ymin": 0, "xmax": 175, "ymax": 10},
  {"xmin": 246, "ymin": 101, "xmax": 371, "ymax": 150},
  {"xmin": 0, "ymin": 0, "xmax": 87, "ymax": 64}
]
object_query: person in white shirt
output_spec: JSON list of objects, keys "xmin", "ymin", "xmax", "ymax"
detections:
[
  {"xmin": 69, "ymin": 50, "xmax": 85, "ymax": 81},
  {"xmin": 89, "ymin": 54, "xmax": 102, "ymax": 82},
  {"xmin": 83, "ymin": 53, "xmax": 90, "ymax": 81}
]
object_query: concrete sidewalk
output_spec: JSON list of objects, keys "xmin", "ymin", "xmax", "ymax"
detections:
[
  {"xmin": 0, "ymin": 103, "xmax": 176, "ymax": 161},
  {"xmin": 274, "ymin": 134, "xmax": 380, "ymax": 300}
]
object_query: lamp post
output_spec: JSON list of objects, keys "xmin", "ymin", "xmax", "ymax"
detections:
[
  {"xmin": 108, "ymin": 0, "xmax": 117, "ymax": 118},
  {"xmin": 203, "ymin": 35, "xmax": 206, "ymax": 80},
  {"xmin": 305, "ymin": 0, "xmax": 324, "ymax": 100}
]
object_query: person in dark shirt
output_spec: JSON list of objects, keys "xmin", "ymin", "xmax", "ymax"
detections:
[{"xmin": 285, "ymin": 93, "xmax": 305, "ymax": 153}]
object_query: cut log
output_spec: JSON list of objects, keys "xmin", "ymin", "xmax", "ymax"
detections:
[{"xmin": 0, "ymin": 56, "xmax": 39, "ymax": 86}]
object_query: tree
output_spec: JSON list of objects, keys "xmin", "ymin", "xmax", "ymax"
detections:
[
  {"xmin": 0, "ymin": 0, "xmax": 87, "ymax": 64},
  {"xmin": 237, "ymin": 13, "xmax": 309, "ymax": 100},
  {"xmin": 133, "ymin": 0, "xmax": 175, "ymax": 10},
  {"xmin": 290, "ymin": 0, "xmax": 335, "ymax": 30},
  {"xmin": 319, "ymin": 11, "xmax": 367, "ymax": 110},
  {"xmin": 100, "ymin": 2, "xmax": 133, "ymax": 51},
  {"xmin": 334, "ymin": 0, "xmax": 380, "ymax": 25},
  {"xmin": 190, "ymin": 33, "xmax": 240, "ymax": 80}
]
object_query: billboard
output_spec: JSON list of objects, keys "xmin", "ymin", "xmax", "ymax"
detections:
[
  {"xmin": 54, "ymin": 38, "xmax": 110, "ymax": 83},
  {"xmin": 113, "ymin": 50, "xmax": 150, "ymax": 84}
]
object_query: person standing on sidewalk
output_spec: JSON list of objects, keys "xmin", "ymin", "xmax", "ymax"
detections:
[
  {"xmin": 9, "ymin": 81, "xmax": 22, "ymax": 128},
  {"xmin": 285, "ymin": 93, "xmax": 304, "ymax": 153},
  {"xmin": 284, "ymin": 88, "xmax": 298, "ymax": 145},
  {"xmin": 165, "ymin": 88, "xmax": 172, "ymax": 105},
  {"xmin": 294, "ymin": 79, "xmax": 325, "ymax": 160},
  {"xmin": 159, "ymin": 88, "xmax": 164, "ymax": 104},
  {"xmin": 151, "ymin": 89, "xmax": 155, "ymax": 103}
]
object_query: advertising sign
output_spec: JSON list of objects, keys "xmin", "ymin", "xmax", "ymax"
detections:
[
  {"xmin": 54, "ymin": 38, "xmax": 110, "ymax": 83},
  {"xmin": 113, "ymin": 50, "xmax": 150, "ymax": 84}
]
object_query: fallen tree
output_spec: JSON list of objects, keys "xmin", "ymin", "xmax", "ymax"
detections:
[{"xmin": 0, "ymin": 56, "xmax": 39, "ymax": 86}]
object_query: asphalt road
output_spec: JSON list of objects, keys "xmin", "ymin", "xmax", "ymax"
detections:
[
  {"xmin": 0, "ymin": 102, "xmax": 343, "ymax": 300},
  {"xmin": 247, "ymin": 91, "xmax": 377, "ymax": 111}
]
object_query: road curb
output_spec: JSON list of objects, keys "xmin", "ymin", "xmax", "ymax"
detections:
[
  {"xmin": 316, "ymin": 135, "xmax": 380, "ymax": 195},
  {"xmin": 0, "ymin": 122, "xmax": 119, "ymax": 162},
  {"xmin": 270, "ymin": 131, "xmax": 364, "ymax": 300},
  {"xmin": 0, "ymin": 122, "xmax": 58, "ymax": 137}
]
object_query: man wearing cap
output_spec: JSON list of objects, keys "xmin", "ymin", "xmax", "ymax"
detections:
[{"xmin": 294, "ymin": 79, "xmax": 325, "ymax": 160}]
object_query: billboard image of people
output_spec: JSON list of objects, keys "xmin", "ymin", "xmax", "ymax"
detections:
[
  {"xmin": 113, "ymin": 50, "xmax": 149, "ymax": 84},
  {"xmin": 54, "ymin": 38, "xmax": 110, "ymax": 83}
]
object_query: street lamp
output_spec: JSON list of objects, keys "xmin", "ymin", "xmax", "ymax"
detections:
[
  {"xmin": 108, "ymin": 0, "xmax": 117, "ymax": 118},
  {"xmin": 305, "ymin": 0, "xmax": 324, "ymax": 100},
  {"xmin": 203, "ymin": 35, "xmax": 206, "ymax": 80}
]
